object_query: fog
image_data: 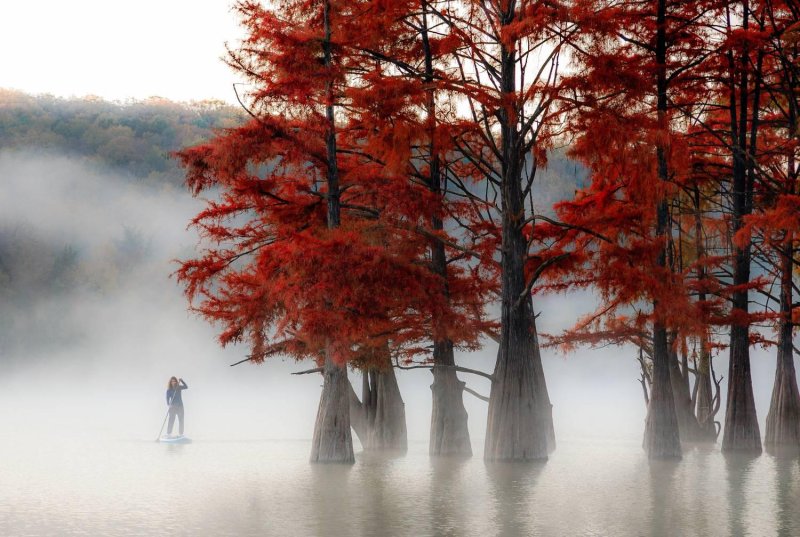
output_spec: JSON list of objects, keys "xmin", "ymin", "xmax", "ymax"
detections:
[
  {"xmin": 0, "ymin": 148, "xmax": 783, "ymax": 440},
  {"xmin": 1, "ymin": 149, "xmax": 795, "ymax": 536}
]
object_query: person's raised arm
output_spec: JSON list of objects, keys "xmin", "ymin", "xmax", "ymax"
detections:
[{"xmin": 179, "ymin": 378, "xmax": 188, "ymax": 390}]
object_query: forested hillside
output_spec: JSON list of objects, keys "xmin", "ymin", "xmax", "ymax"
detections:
[{"xmin": 0, "ymin": 89, "xmax": 243, "ymax": 185}]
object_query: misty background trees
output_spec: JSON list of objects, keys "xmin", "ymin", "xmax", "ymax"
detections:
[{"xmin": 0, "ymin": 91, "xmax": 243, "ymax": 359}]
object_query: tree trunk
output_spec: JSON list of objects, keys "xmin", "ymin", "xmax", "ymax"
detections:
[
  {"xmin": 430, "ymin": 340, "xmax": 472, "ymax": 456},
  {"xmin": 722, "ymin": 324, "xmax": 762, "ymax": 452},
  {"xmin": 669, "ymin": 345, "xmax": 704, "ymax": 441},
  {"xmin": 485, "ymin": 306, "xmax": 549, "ymax": 461},
  {"xmin": 765, "ymin": 96, "xmax": 799, "ymax": 452},
  {"xmin": 691, "ymin": 183, "xmax": 717, "ymax": 441},
  {"xmin": 643, "ymin": 324, "xmax": 682, "ymax": 458},
  {"xmin": 764, "ymin": 238, "xmax": 800, "ymax": 453},
  {"xmin": 309, "ymin": 0, "xmax": 354, "ymax": 464},
  {"xmin": 349, "ymin": 355, "xmax": 407, "ymax": 451},
  {"xmin": 721, "ymin": 1, "xmax": 762, "ymax": 453},
  {"xmin": 484, "ymin": 170, "xmax": 549, "ymax": 460},
  {"xmin": 310, "ymin": 351, "xmax": 355, "ymax": 463},
  {"xmin": 484, "ymin": 159, "xmax": 549, "ymax": 460},
  {"xmin": 532, "ymin": 319, "xmax": 556, "ymax": 453},
  {"xmin": 419, "ymin": 0, "xmax": 474, "ymax": 457},
  {"xmin": 484, "ymin": 7, "xmax": 552, "ymax": 461},
  {"xmin": 643, "ymin": 0, "xmax": 681, "ymax": 458},
  {"xmin": 693, "ymin": 341, "xmax": 718, "ymax": 439}
]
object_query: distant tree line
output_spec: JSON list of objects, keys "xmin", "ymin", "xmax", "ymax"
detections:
[{"xmin": 0, "ymin": 89, "xmax": 244, "ymax": 185}]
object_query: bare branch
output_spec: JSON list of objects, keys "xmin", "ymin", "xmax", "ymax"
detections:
[
  {"xmin": 292, "ymin": 367, "xmax": 324, "ymax": 375},
  {"xmin": 463, "ymin": 386, "xmax": 490, "ymax": 402},
  {"xmin": 394, "ymin": 363, "xmax": 495, "ymax": 382}
]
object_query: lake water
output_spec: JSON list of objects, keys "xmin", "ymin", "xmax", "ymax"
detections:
[{"xmin": 1, "ymin": 429, "xmax": 798, "ymax": 537}]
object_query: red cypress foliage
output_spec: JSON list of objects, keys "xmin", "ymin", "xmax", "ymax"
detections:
[
  {"xmin": 176, "ymin": 0, "xmax": 491, "ymax": 369},
  {"xmin": 731, "ymin": 0, "xmax": 800, "ymax": 451},
  {"xmin": 544, "ymin": 0, "xmax": 723, "ymax": 456}
]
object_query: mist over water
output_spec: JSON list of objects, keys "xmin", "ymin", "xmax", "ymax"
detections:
[{"xmin": 1, "ymin": 149, "xmax": 798, "ymax": 536}]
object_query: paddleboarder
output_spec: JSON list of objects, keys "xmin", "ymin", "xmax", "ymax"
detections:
[{"xmin": 166, "ymin": 376, "xmax": 188, "ymax": 437}]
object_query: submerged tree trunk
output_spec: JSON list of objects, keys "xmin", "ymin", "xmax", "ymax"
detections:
[
  {"xmin": 693, "ymin": 341, "xmax": 718, "ymax": 439},
  {"xmin": 309, "ymin": 0, "xmax": 354, "ymax": 464},
  {"xmin": 643, "ymin": 324, "xmax": 682, "ymax": 458},
  {"xmin": 643, "ymin": 0, "xmax": 681, "ymax": 459},
  {"xmin": 765, "ymin": 100, "xmax": 799, "ymax": 451},
  {"xmin": 419, "ymin": 0, "xmax": 473, "ymax": 457},
  {"xmin": 691, "ymin": 184, "xmax": 718, "ymax": 441},
  {"xmin": 669, "ymin": 345, "xmax": 704, "ymax": 442},
  {"xmin": 430, "ymin": 341, "xmax": 472, "ymax": 456},
  {"xmin": 764, "ymin": 237, "xmax": 800, "ymax": 452},
  {"xmin": 484, "ymin": 159, "xmax": 549, "ymax": 461},
  {"xmin": 349, "ymin": 354, "xmax": 407, "ymax": 451},
  {"xmin": 483, "ymin": 7, "xmax": 552, "ymax": 461},
  {"xmin": 310, "ymin": 351, "xmax": 355, "ymax": 463},
  {"xmin": 721, "ymin": 3, "xmax": 762, "ymax": 453},
  {"xmin": 722, "ymin": 324, "xmax": 762, "ymax": 452},
  {"xmin": 532, "ymin": 320, "xmax": 556, "ymax": 453},
  {"xmin": 485, "ymin": 306, "xmax": 549, "ymax": 461}
]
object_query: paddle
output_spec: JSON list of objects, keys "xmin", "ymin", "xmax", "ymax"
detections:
[{"xmin": 155, "ymin": 389, "xmax": 177, "ymax": 442}]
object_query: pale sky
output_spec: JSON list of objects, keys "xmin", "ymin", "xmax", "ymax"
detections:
[{"xmin": 0, "ymin": 1, "xmax": 244, "ymax": 103}]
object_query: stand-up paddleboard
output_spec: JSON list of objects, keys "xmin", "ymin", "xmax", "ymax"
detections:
[{"xmin": 159, "ymin": 435, "xmax": 192, "ymax": 444}]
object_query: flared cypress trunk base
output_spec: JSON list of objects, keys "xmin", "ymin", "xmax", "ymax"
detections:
[
  {"xmin": 764, "ymin": 347, "xmax": 800, "ymax": 454},
  {"xmin": 430, "ymin": 364, "xmax": 472, "ymax": 456},
  {"xmin": 484, "ymin": 344, "xmax": 548, "ymax": 461},
  {"xmin": 643, "ymin": 327, "xmax": 681, "ymax": 459},
  {"xmin": 349, "ymin": 363, "xmax": 407, "ymax": 452},
  {"xmin": 669, "ymin": 355, "xmax": 706, "ymax": 443},
  {"xmin": 643, "ymin": 394, "xmax": 682, "ymax": 458},
  {"xmin": 531, "ymin": 324, "xmax": 555, "ymax": 454},
  {"xmin": 722, "ymin": 328, "xmax": 762, "ymax": 453},
  {"xmin": 694, "ymin": 366, "xmax": 719, "ymax": 441},
  {"xmin": 310, "ymin": 354, "xmax": 355, "ymax": 464}
]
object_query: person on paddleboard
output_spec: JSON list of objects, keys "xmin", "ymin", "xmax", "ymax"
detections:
[{"xmin": 166, "ymin": 376, "xmax": 188, "ymax": 436}]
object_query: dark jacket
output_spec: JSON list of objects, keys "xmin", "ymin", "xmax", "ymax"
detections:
[{"xmin": 166, "ymin": 379, "xmax": 188, "ymax": 406}]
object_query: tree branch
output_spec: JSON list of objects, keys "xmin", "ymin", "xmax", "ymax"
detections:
[
  {"xmin": 292, "ymin": 367, "xmax": 324, "ymax": 375},
  {"xmin": 463, "ymin": 386, "xmax": 489, "ymax": 402},
  {"xmin": 394, "ymin": 363, "xmax": 495, "ymax": 382}
]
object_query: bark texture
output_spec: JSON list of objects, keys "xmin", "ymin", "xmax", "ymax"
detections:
[
  {"xmin": 532, "ymin": 321, "xmax": 556, "ymax": 453},
  {"xmin": 722, "ymin": 326, "xmax": 762, "ymax": 452},
  {"xmin": 483, "ymin": 18, "xmax": 553, "ymax": 460},
  {"xmin": 643, "ymin": 0, "xmax": 681, "ymax": 458},
  {"xmin": 484, "ymin": 222, "xmax": 550, "ymax": 461},
  {"xmin": 310, "ymin": 352, "xmax": 355, "ymax": 463},
  {"xmin": 349, "ymin": 358, "xmax": 407, "ymax": 451},
  {"xmin": 309, "ymin": 0, "xmax": 354, "ymax": 464},
  {"xmin": 418, "ymin": 0, "xmax": 473, "ymax": 458},
  {"xmin": 721, "ymin": 2, "xmax": 762, "ymax": 453},
  {"xmin": 764, "ymin": 250, "xmax": 800, "ymax": 453},
  {"xmin": 643, "ymin": 325, "xmax": 682, "ymax": 458},
  {"xmin": 668, "ymin": 347, "xmax": 705, "ymax": 442},
  {"xmin": 764, "ymin": 340, "xmax": 800, "ymax": 453},
  {"xmin": 693, "ymin": 343, "xmax": 719, "ymax": 439},
  {"xmin": 430, "ymin": 341, "xmax": 472, "ymax": 456}
]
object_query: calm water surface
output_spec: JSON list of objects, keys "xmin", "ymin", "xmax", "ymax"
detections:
[{"xmin": 1, "ymin": 430, "xmax": 798, "ymax": 537}]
